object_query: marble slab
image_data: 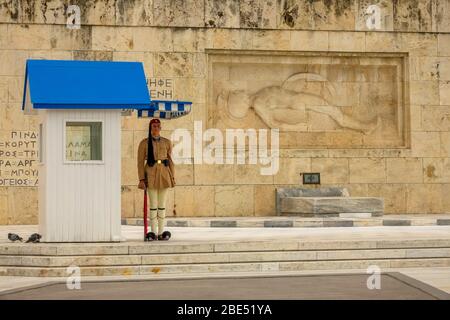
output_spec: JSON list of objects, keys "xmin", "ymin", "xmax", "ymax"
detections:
[{"xmin": 281, "ymin": 196, "xmax": 384, "ymax": 216}]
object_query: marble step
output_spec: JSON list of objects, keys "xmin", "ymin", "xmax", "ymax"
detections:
[
  {"xmin": 2, "ymin": 258, "xmax": 450, "ymax": 277},
  {"xmin": 3, "ymin": 238, "xmax": 450, "ymax": 256},
  {"xmin": 1, "ymin": 248, "xmax": 450, "ymax": 267},
  {"xmin": 123, "ymin": 216, "xmax": 450, "ymax": 228}
]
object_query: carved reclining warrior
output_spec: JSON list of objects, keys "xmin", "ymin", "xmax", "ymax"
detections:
[{"xmin": 217, "ymin": 72, "xmax": 381, "ymax": 135}]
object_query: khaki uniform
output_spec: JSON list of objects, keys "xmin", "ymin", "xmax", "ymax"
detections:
[
  {"xmin": 137, "ymin": 136, "xmax": 175, "ymax": 189},
  {"xmin": 137, "ymin": 135, "xmax": 175, "ymax": 236}
]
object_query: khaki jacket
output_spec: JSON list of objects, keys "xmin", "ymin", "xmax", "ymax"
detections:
[{"xmin": 137, "ymin": 136, "xmax": 175, "ymax": 189}]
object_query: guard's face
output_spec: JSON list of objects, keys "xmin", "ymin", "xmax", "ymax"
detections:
[{"xmin": 150, "ymin": 122, "xmax": 161, "ymax": 136}]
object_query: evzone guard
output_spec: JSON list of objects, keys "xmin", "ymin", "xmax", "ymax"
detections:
[{"xmin": 137, "ymin": 118, "xmax": 176, "ymax": 241}]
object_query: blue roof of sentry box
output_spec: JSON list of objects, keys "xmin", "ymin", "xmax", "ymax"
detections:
[{"xmin": 22, "ymin": 59, "xmax": 152, "ymax": 110}]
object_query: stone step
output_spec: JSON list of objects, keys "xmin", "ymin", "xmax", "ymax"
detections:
[
  {"xmin": 122, "ymin": 216, "xmax": 450, "ymax": 228},
  {"xmin": 1, "ymin": 248, "xmax": 450, "ymax": 267},
  {"xmin": 2, "ymin": 258, "xmax": 450, "ymax": 277},
  {"xmin": 3, "ymin": 238, "xmax": 450, "ymax": 256},
  {"xmin": 2, "ymin": 237, "xmax": 450, "ymax": 277}
]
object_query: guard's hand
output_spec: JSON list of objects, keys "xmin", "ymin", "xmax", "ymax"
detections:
[{"xmin": 138, "ymin": 180, "xmax": 146, "ymax": 190}]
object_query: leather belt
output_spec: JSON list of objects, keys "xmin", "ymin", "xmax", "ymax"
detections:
[{"xmin": 148, "ymin": 159, "xmax": 169, "ymax": 167}]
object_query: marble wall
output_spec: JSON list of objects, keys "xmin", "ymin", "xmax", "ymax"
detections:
[{"xmin": 1, "ymin": 0, "xmax": 450, "ymax": 223}]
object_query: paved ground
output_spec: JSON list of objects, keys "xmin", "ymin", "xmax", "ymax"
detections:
[
  {"xmin": 400, "ymin": 267, "xmax": 450, "ymax": 294},
  {"xmin": 0, "ymin": 273, "xmax": 448, "ymax": 300},
  {"xmin": 2, "ymin": 224, "xmax": 450, "ymax": 243}
]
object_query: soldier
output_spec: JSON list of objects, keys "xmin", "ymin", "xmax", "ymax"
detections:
[{"xmin": 137, "ymin": 118, "xmax": 176, "ymax": 241}]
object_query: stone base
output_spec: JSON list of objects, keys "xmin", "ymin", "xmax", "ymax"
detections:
[{"xmin": 281, "ymin": 197, "xmax": 384, "ymax": 216}]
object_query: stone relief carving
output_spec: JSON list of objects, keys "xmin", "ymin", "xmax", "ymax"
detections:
[
  {"xmin": 208, "ymin": 53, "xmax": 406, "ymax": 148},
  {"xmin": 217, "ymin": 72, "xmax": 381, "ymax": 135}
]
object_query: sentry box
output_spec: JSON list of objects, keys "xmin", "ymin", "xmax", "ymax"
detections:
[{"xmin": 22, "ymin": 60, "xmax": 191, "ymax": 242}]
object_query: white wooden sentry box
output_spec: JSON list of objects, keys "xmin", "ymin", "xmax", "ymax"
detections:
[{"xmin": 21, "ymin": 60, "xmax": 153, "ymax": 242}]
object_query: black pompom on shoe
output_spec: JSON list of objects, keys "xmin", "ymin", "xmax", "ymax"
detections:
[
  {"xmin": 145, "ymin": 232, "xmax": 157, "ymax": 242},
  {"xmin": 158, "ymin": 231, "xmax": 171, "ymax": 241}
]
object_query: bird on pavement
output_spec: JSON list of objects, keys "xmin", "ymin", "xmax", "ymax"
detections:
[
  {"xmin": 26, "ymin": 233, "xmax": 42, "ymax": 243},
  {"xmin": 8, "ymin": 233, "xmax": 23, "ymax": 242}
]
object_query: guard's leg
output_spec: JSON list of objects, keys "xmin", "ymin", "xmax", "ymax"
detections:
[
  {"xmin": 149, "ymin": 209, "xmax": 157, "ymax": 235},
  {"xmin": 157, "ymin": 188, "xmax": 169, "ymax": 238},
  {"xmin": 148, "ymin": 188, "xmax": 158, "ymax": 235}
]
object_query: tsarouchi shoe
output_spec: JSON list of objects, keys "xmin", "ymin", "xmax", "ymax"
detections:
[
  {"xmin": 145, "ymin": 232, "xmax": 157, "ymax": 241},
  {"xmin": 157, "ymin": 231, "xmax": 171, "ymax": 241}
]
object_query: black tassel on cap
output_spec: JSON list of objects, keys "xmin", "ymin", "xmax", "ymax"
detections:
[{"xmin": 147, "ymin": 125, "xmax": 156, "ymax": 166}]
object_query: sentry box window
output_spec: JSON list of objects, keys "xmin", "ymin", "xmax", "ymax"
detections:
[
  {"xmin": 65, "ymin": 121, "xmax": 103, "ymax": 162},
  {"xmin": 303, "ymin": 173, "xmax": 320, "ymax": 185}
]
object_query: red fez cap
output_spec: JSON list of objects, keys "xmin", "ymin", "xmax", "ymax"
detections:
[{"xmin": 149, "ymin": 118, "xmax": 161, "ymax": 125}]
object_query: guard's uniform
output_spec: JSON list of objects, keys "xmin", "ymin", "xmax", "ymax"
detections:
[{"xmin": 137, "ymin": 135, "xmax": 175, "ymax": 236}]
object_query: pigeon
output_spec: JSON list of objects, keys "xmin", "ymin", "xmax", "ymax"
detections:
[
  {"xmin": 8, "ymin": 233, "xmax": 23, "ymax": 242},
  {"xmin": 26, "ymin": 233, "xmax": 42, "ymax": 243}
]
